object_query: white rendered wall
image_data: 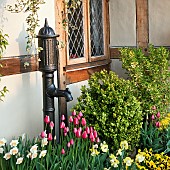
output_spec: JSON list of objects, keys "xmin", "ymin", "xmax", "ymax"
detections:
[
  {"xmin": 149, "ymin": 0, "xmax": 170, "ymax": 46},
  {"xmin": 0, "ymin": 0, "xmax": 56, "ymax": 140},
  {"xmin": 109, "ymin": 0, "xmax": 136, "ymax": 47},
  {"xmin": 109, "ymin": 0, "xmax": 136, "ymax": 77}
]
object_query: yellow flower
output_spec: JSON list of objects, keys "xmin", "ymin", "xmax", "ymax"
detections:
[
  {"xmin": 90, "ymin": 147, "xmax": 100, "ymax": 156},
  {"xmin": 16, "ymin": 157, "xmax": 23, "ymax": 165},
  {"xmin": 3, "ymin": 152, "xmax": 11, "ymax": 160},
  {"xmin": 10, "ymin": 147, "xmax": 18, "ymax": 155},
  {"xmin": 120, "ymin": 140, "xmax": 128, "ymax": 150},
  {"xmin": 0, "ymin": 138, "xmax": 7, "ymax": 147},
  {"xmin": 116, "ymin": 149, "xmax": 122, "ymax": 156},
  {"xmin": 123, "ymin": 157, "xmax": 133, "ymax": 166},
  {"xmin": 39, "ymin": 150, "xmax": 47, "ymax": 158},
  {"xmin": 100, "ymin": 141, "xmax": 109, "ymax": 152},
  {"xmin": 10, "ymin": 140, "xmax": 19, "ymax": 147},
  {"xmin": 109, "ymin": 154, "xmax": 119, "ymax": 168}
]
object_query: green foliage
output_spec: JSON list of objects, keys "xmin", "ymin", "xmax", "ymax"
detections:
[
  {"xmin": 140, "ymin": 122, "xmax": 168, "ymax": 153},
  {"xmin": 6, "ymin": 0, "xmax": 45, "ymax": 52},
  {"xmin": 0, "ymin": 29, "xmax": 9, "ymax": 101},
  {"xmin": 120, "ymin": 45, "xmax": 170, "ymax": 117},
  {"xmin": 73, "ymin": 70, "xmax": 143, "ymax": 150}
]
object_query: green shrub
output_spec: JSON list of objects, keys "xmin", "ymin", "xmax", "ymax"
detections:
[
  {"xmin": 120, "ymin": 45, "xmax": 170, "ymax": 117},
  {"xmin": 73, "ymin": 70, "xmax": 143, "ymax": 150}
]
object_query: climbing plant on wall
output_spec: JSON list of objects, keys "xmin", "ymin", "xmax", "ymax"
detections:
[
  {"xmin": 0, "ymin": 29, "xmax": 8, "ymax": 101},
  {"xmin": 6, "ymin": 0, "xmax": 45, "ymax": 52}
]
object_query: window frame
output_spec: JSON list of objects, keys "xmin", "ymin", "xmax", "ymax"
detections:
[{"xmin": 65, "ymin": 0, "xmax": 110, "ymax": 66}]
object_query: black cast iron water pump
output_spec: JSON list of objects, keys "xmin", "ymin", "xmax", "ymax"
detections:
[{"xmin": 37, "ymin": 18, "xmax": 73, "ymax": 138}]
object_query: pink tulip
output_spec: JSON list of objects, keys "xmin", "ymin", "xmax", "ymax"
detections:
[
  {"xmin": 78, "ymin": 127, "xmax": 82, "ymax": 132},
  {"xmin": 151, "ymin": 115, "xmax": 155, "ymax": 120},
  {"xmin": 72, "ymin": 110, "xmax": 76, "ymax": 116},
  {"xmin": 70, "ymin": 139, "xmax": 74, "ymax": 145},
  {"xmin": 77, "ymin": 115, "xmax": 81, "ymax": 120},
  {"xmin": 152, "ymin": 106, "xmax": 156, "ymax": 110},
  {"xmin": 40, "ymin": 131, "xmax": 46, "ymax": 138},
  {"xmin": 60, "ymin": 122, "xmax": 65, "ymax": 129},
  {"xmin": 81, "ymin": 118, "xmax": 86, "ymax": 126},
  {"xmin": 156, "ymin": 112, "xmax": 160, "ymax": 118},
  {"xmin": 78, "ymin": 111, "xmax": 83, "ymax": 117},
  {"xmin": 67, "ymin": 142, "xmax": 71, "ymax": 148},
  {"xmin": 73, "ymin": 118, "xmax": 79, "ymax": 125},
  {"xmin": 96, "ymin": 137, "xmax": 100, "ymax": 143},
  {"xmin": 44, "ymin": 115, "xmax": 50, "ymax": 124},
  {"xmin": 48, "ymin": 133, "xmax": 53, "ymax": 141},
  {"xmin": 76, "ymin": 129, "xmax": 81, "ymax": 138},
  {"xmin": 156, "ymin": 122, "xmax": 161, "ymax": 128},
  {"xmin": 61, "ymin": 148, "xmax": 65, "ymax": 154},
  {"xmin": 90, "ymin": 132, "xmax": 94, "ymax": 139},
  {"xmin": 82, "ymin": 131, "xmax": 88, "ymax": 139},
  {"xmin": 50, "ymin": 121, "xmax": 54, "ymax": 129},
  {"xmin": 61, "ymin": 115, "xmax": 65, "ymax": 121},
  {"xmin": 73, "ymin": 128, "xmax": 77, "ymax": 134},
  {"xmin": 90, "ymin": 137, "xmax": 95, "ymax": 142},
  {"xmin": 90, "ymin": 127, "xmax": 93, "ymax": 133},
  {"xmin": 69, "ymin": 116, "xmax": 73, "ymax": 123},
  {"xmin": 93, "ymin": 130, "xmax": 98, "ymax": 138},
  {"xmin": 85, "ymin": 127, "xmax": 90, "ymax": 134},
  {"xmin": 64, "ymin": 127, "xmax": 69, "ymax": 133},
  {"xmin": 64, "ymin": 132, "xmax": 67, "ymax": 136}
]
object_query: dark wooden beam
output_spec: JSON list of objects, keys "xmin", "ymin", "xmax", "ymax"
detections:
[
  {"xmin": 136, "ymin": 0, "xmax": 149, "ymax": 48},
  {"xmin": 0, "ymin": 55, "xmax": 39, "ymax": 76}
]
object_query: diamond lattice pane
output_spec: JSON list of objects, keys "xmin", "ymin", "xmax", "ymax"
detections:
[
  {"xmin": 68, "ymin": 2, "xmax": 84, "ymax": 59},
  {"xmin": 90, "ymin": 0, "xmax": 104, "ymax": 56}
]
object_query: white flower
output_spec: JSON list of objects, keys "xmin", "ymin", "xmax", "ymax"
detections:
[
  {"xmin": 10, "ymin": 147, "xmax": 18, "ymax": 155},
  {"xmin": 123, "ymin": 157, "xmax": 133, "ymax": 166},
  {"xmin": 10, "ymin": 140, "xmax": 19, "ymax": 147},
  {"xmin": 39, "ymin": 150, "xmax": 47, "ymax": 158},
  {"xmin": 0, "ymin": 147, "xmax": 4, "ymax": 154},
  {"xmin": 93, "ymin": 144, "xmax": 98, "ymax": 149},
  {"xmin": 16, "ymin": 157, "xmax": 23, "ymax": 164},
  {"xmin": 0, "ymin": 138, "xmax": 7, "ymax": 147},
  {"xmin": 3, "ymin": 152, "xmax": 11, "ymax": 160},
  {"xmin": 100, "ymin": 141, "xmax": 109, "ymax": 152},
  {"xmin": 120, "ymin": 140, "xmax": 128, "ymax": 150},
  {"xmin": 41, "ymin": 138, "xmax": 48, "ymax": 147},
  {"xmin": 27, "ymin": 152, "xmax": 31, "ymax": 159},
  {"xmin": 31, "ymin": 152, "xmax": 38, "ymax": 160},
  {"xmin": 135, "ymin": 153, "xmax": 145, "ymax": 163},
  {"xmin": 22, "ymin": 133, "xmax": 26, "ymax": 141},
  {"xmin": 30, "ymin": 144, "xmax": 38, "ymax": 153}
]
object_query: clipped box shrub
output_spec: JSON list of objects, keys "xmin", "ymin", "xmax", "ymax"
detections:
[{"xmin": 73, "ymin": 70, "xmax": 143, "ymax": 150}]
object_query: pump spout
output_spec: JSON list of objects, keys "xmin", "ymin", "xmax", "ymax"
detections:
[{"xmin": 46, "ymin": 84, "xmax": 73, "ymax": 102}]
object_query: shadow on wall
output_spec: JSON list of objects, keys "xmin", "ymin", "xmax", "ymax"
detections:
[
  {"xmin": 16, "ymin": 24, "xmax": 28, "ymax": 55},
  {"xmin": 0, "ymin": 0, "xmax": 8, "ymax": 29}
]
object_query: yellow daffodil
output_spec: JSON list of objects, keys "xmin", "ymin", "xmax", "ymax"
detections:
[
  {"xmin": 116, "ymin": 149, "xmax": 122, "ymax": 156},
  {"xmin": 120, "ymin": 140, "xmax": 128, "ymax": 150},
  {"xmin": 123, "ymin": 157, "xmax": 133, "ymax": 166},
  {"xmin": 90, "ymin": 147, "xmax": 100, "ymax": 156},
  {"xmin": 100, "ymin": 141, "xmax": 109, "ymax": 152},
  {"xmin": 109, "ymin": 154, "xmax": 119, "ymax": 168}
]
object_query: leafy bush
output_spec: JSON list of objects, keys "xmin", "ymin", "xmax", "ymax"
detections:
[
  {"xmin": 73, "ymin": 70, "xmax": 143, "ymax": 150},
  {"xmin": 120, "ymin": 45, "xmax": 170, "ymax": 117}
]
